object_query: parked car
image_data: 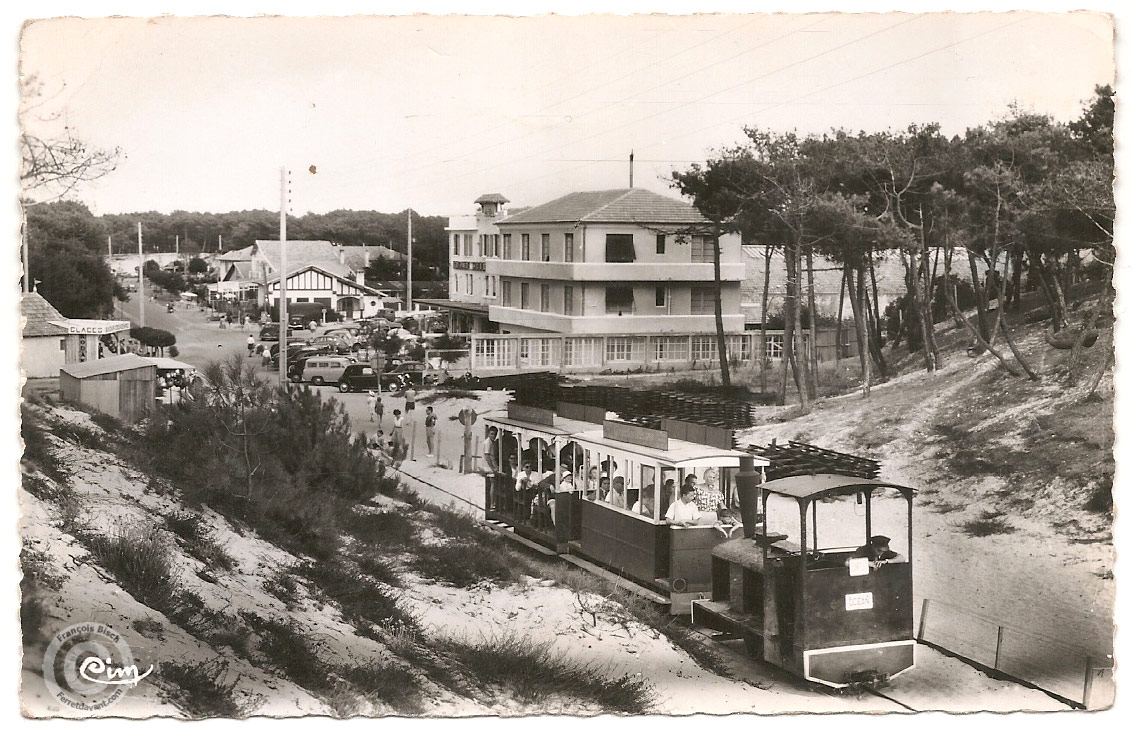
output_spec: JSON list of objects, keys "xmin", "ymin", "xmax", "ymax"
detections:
[
  {"xmin": 324, "ymin": 329, "xmax": 361, "ymax": 349},
  {"xmin": 298, "ymin": 356, "xmax": 355, "ymax": 386},
  {"xmin": 259, "ymin": 324, "xmax": 280, "ymax": 342},
  {"xmin": 309, "ymin": 334, "xmax": 352, "ymax": 355},
  {"xmin": 379, "ymin": 361, "xmax": 437, "ymax": 389},
  {"xmin": 337, "ymin": 364, "xmax": 383, "ymax": 392}
]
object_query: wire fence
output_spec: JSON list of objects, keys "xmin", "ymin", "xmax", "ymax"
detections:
[{"xmin": 914, "ymin": 596, "xmax": 1114, "ymax": 709}]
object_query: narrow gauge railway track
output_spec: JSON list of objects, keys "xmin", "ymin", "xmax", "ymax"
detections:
[{"xmin": 682, "ymin": 623, "xmax": 921, "ymax": 712}]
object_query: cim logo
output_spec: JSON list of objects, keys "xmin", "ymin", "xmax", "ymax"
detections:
[{"xmin": 43, "ymin": 623, "xmax": 152, "ymax": 711}]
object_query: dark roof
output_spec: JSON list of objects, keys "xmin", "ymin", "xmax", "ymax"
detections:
[
  {"xmin": 22, "ymin": 292, "xmax": 68, "ymax": 337},
  {"xmin": 496, "ymin": 188, "xmax": 709, "ymax": 226},
  {"xmin": 475, "ymin": 193, "xmax": 510, "ymax": 205},
  {"xmin": 60, "ymin": 354, "xmax": 156, "ymax": 379},
  {"xmin": 759, "ymin": 474, "xmax": 913, "ymax": 501}
]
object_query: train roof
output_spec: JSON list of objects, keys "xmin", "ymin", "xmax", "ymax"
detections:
[
  {"xmin": 570, "ymin": 429, "xmax": 765, "ymax": 469},
  {"xmin": 759, "ymin": 474, "xmax": 914, "ymax": 501},
  {"xmin": 484, "ymin": 412, "xmax": 597, "ymax": 438}
]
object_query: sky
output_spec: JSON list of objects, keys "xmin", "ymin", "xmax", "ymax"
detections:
[{"xmin": 14, "ymin": 5, "xmax": 1116, "ymax": 220}]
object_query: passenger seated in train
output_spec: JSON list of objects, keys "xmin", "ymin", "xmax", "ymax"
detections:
[
  {"xmin": 664, "ymin": 483, "xmax": 712, "ymax": 527},
  {"xmin": 845, "ymin": 535, "xmax": 906, "ymax": 568},
  {"xmin": 630, "ymin": 490, "xmax": 656, "ymax": 518},
  {"xmin": 592, "ymin": 473, "xmax": 611, "ymax": 501},
  {"xmin": 604, "ymin": 475, "xmax": 629, "ymax": 509},
  {"xmin": 584, "ymin": 467, "xmax": 600, "ymax": 500},
  {"xmin": 545, "ymin": 468, "xmax": 573, "ymax": 525}
]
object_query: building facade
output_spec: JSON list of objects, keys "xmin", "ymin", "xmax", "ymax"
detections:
[{"xmin": 487, "ymin": 188, "xmax": 743, "ymax": 336}]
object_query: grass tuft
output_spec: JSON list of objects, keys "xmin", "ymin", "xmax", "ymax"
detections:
[
  {"xmin": 444, "ymin": 633, "xmax": 654, "ymax": 714},
  {"xmin": 159, "ymin": 659, "xmax": 249, "ymax": 718},
  {"xmin": 164, "ymin": 511, "xmax": 236, "ymax": 571},
  {"xmin": 960, "ymin": 510, "xmax": 1016, "ymax": 537}
]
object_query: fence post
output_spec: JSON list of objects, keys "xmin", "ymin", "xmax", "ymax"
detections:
[
  {"xmin": 916, "ymin": 598, "xmax": 930, "ymax": 641},
  {"xmin": 994, "ymin": 625, "xmax": 1005, "ymax": 670},
  {"xmin": 1083, "ymin": 655, "xmax": 1095, "ymax": 708}
]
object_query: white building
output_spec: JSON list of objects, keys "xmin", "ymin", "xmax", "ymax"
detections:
[{"xmin": 21, "ymin": 292, "xmax": 131, "ymax": 378}]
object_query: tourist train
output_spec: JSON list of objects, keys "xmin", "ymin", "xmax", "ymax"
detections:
[{"xmin": 481, "ymin": 401, "xmax": 915, "ymax": 688}]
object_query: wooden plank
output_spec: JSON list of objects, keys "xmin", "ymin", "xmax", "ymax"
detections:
[
  {"xmin": 604, "ymin": 419, "xmax": 668, "ymax": 450},
  {"xmin": 560, "ymin": 554, "xmax": 671, "ymax": 606},
  {"xmin": 481, "ymin": 520, "xmax": 558, "ymax": 556}
]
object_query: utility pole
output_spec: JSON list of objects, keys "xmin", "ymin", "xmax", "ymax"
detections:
[
  {"xmin": 406, "ymin": 209, "xmax": 413, "ymax": 313},
  {"xmin": 108, "ymin": 236, "xmax": 112, "ymax": 259},
  {"xmin": 279, "ymin": 167, "xmax": 289, "ymax": 388},
  {"xmin": 137, "ymin": 223, "xmax": 145, "ymax": 327},
  {"xmin": 219, "ymin": 234, "xmax": 223, "ymax": 252},
  {"xmin": 175, "ymin": 234, "xmax": 180, "ymax": 256},
  {"xmin": 629, "ymin": 149, "xmax": 634, "ymax": 188}
]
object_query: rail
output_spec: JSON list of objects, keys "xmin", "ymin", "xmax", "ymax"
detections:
[{"xmin": 914, "ymin": 596, "xmax": 1114, "ymax": 709}]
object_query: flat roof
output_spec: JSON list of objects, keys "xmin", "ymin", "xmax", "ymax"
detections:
[
  {"xmin": 415, "ymin": 298, "xmax": 489, "ymax": 315},
  {"xmin": 759, "ymin": 474, "xmax": 913, "ymax": 501},
  {"xmin": 60, "ymin": 353, "xmax": 156, "ymax": 379},
  {"xmin": 570, "ymin": 428, "xmax": 763, "ymax": 469}
]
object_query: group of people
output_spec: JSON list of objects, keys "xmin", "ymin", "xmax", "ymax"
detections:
[
  {"xmin": 479, "ymin": 424, "xmax": 741, "ymax": 532},
  {"xmin": 365, "ymin": 386, "xmax": 439, "ymax": 467}
]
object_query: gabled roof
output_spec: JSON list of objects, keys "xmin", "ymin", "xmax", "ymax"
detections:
[
  {"xmin": 61, "ymin": 353, "xmax": 155, "ymax": 379},
  {"xmin": 22, "ymin": 292, "xmax": 68, "ymax": 337},
  {"xmin": 337, "ymin": 245, "xmax": 404, "ymax": 270},
  {"xmin": 266, "ymin": 262, "xmax": 385, "ymax": 295},
  {"xmin": 253, "ymin": 240, "xmax": 339, "ymax": 272},
  {"xmin": 217, "ymin": 245, "xmax": 254, "ymax": 262},
  {"xmin": 496, "ymin": 188, "xmax": 709, "ymax": 226},
  {"xmin": 475, "ymin": 193, "xmax": 510, "ymax": 205}
]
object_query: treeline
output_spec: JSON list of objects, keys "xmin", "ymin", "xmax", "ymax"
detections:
[
  {"xmin": 25, "ymin": 203, "xmax": 451, "ymax": 318},
  {"xmin": 674, "ymin": 85, "xmax": 1114, "ymax": 408}
]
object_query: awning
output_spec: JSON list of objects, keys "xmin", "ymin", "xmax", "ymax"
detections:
[{"xmin": 144, "ymin": 357, "xmax": 197, "ymax": 371}]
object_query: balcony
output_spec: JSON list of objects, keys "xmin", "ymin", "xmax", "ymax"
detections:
[
  {"xmin": 484, "ymin": 260, "xmax": 744, "ymax": 282},
  {"xmin": 487, "ymin": 305, "xmax": 745, "ymax": 335}
]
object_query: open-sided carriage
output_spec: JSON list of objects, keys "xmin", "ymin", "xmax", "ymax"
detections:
[{"xmin": 483, "ymin": 402, "xmax": 767, "ymax": 613}]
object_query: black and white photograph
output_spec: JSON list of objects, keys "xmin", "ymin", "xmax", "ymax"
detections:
[{"xmin": 8, "ymin": 2, "xmax": 1122, "ymax": 721}]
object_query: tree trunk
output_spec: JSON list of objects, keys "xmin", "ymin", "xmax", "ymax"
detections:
[
  {"xmin": 805, "ymin": 245, "xmax": 819, "ymax": 397},
  {"xmin": 845, "ymin": 266, "xmax": 871, "ymax": 397},
  {"xmin": 861, "ymin": 271, "xmax": 889, "ymax": 379},
  {"xmin": 916, "ymin": 222, "xmax": 940, "ymax": 370},
  {"xmin": 1026, "ymin": 246, "xmax": 1063, "ymax": 332},
  {"xmin": 1045, "ymin": 253, "xmax": 1070, "ymax": 331},
  {"xmin": 710, "ymin": 224, "xmax": 731, "ymax": 386},
  {"xmin": 759, "ymin": 244, "xmax": 772, "ymax": 394},
  {"xmin": 783, "ymin": 238, "xmax": 809, "ymax": 411},
  {"xmin": 835, "ymin": 265, "xmax": 847, "ymax": 364},
  {"xmin": 866, "ymin": 248, "xmax": 884, "ymax": 346},
  {"xmin": 967, "ymin": 248, "xmax": 991, "ymax": 340}
]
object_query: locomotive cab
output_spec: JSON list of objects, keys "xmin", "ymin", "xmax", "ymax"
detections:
[{"xmin": 694, "ymin": 471, "xmax": 915, "ymax": 688}]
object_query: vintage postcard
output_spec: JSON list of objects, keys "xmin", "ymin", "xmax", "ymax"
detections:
[{"xmin": 10, "ymin": 4, "xmax": 1119, "ymax": 722}]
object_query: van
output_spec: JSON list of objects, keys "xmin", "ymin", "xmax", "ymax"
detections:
[{"xmin": 299, "ymin": 356, "xmax": 354, "ymax": 386}]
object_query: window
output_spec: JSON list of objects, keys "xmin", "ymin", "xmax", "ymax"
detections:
[
  {"xmin": 540, "ymin": 284, "xmax": 550, "ymax": 312},
  {"xmin": 691, "ymin": 287, "xmax": 713, "ymax": 314},
  {"xmin": 691, "ymin": 235, "xmax": 712, "ymax": 263},
  {"xmin": 502, "ymin": 280, "xmax": 512, "ymax": 306},
  {"xmin": 691, "ymin": 336, "xmax": 717, "ymax": 361},
  {"xmin": 655, "ymin": 286, "xmax": 667, "ymax": 307},
  {"xmin": 605, "ymin": 234, "xmax": 636, "ymax": 263},
  {"xmin": 654, "ymin": 336, "xmax": 689, "ymax": 361},
  {"xmin": 656, "ymin": 234, "xmax": 666, "ymax": 254},
  {"xmin": 453, "ymin": 275, "xmax": 459, "ymax": 294},
  {"xmin": 493, "ymin": 234, "xmax": 500, "ymax": 257},
  {"xmin": 521, "ymin": 282, "xmax": 530, "ymax": 309},
  {"xmin": 564, "ymin": 233, "xmax": 574, "ymax": 262},
  {"xmin": 606, "ymin": 337, "xmax": 639, "ymax": 362},
  {"xmin": 564, "ymin": 286, "xmax": 574, "ymax": 316},
  {"xmin": 452, "ymin": 234, "xmax": 459, "ymax": 254},
  {"xmin": 59, "ymin": 338, "xmax": 66, "ymax": 351},
  {"xmin": 605, "ymin": 286, "xmax": 634, "ymax": 314},
  {"xmin": 521, "ymin": 234, "xmax": 530, "ymax": 261},
  {"xmin": 541, "ymin": 233, "xmax": 550, "ymax": 261},
  {"xmin": 476, "ymin": 235, "xmax": 483, "ymax": 258},
  {"xmin": 503, "ymin": 233, "xmax": 512, "ymax": 259},
  {"xmin": 466, "ymin": 273, "xmax": 473, "ymax": 295}
]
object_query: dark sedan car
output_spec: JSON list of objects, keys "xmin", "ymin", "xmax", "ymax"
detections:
[{"xmin": 337, "ymin": 364, "xmax": 383, "ymax": 392}]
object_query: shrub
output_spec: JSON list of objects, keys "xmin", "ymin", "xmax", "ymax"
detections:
[
  {"xmin": 343, "ymin": 509, "xmax": 417, "ymax": 547},
  {"xmin": 160, "ymin": 659, "xmax": 246, "ymax": 718},
  {"xmin": 444, "ymin": 633, "xmax": 654, "ymax": 713},
  {"xmin": 410, "ymin": 543, "xmax": 516, "ymax": 588},
  {"xmin": 961, "ymin": 510, "xmax": 1016, "ymax": 537},
  {"xmin": 84, "ymin": 523, "xmax": 182, "ymax": 611},
  {"xmin": 164, "ymin": 512, "xmax": 236, "ymax": 572},
  {"xmin": 297, "ymin": 561, "xmax": 418, "ymax": 633},
  {"xmin": 339, "ymin": 664, "xmax": 423, "ymax": 715},
  {"xmin": 21, "ymin": 544, "xmax": 64, "ymax": 645},
  {"xmin": 263, "ymin": 571, "xmax": 302, "ymax": 605},
  {"xmin": 21, "ymin": 411, "xmax": 66, "ymax": 484},
  {"xmin": 241, "ymin": 614, "xmax": 330, "ymax": 693}
]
